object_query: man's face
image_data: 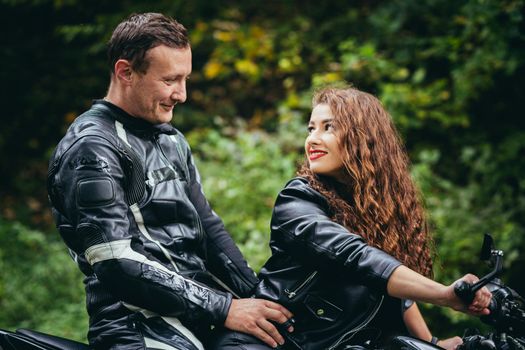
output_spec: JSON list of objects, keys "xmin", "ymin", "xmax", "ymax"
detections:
[{"xmin": 128, "ymin": 45, "xmax": 192, "ymax": 124}]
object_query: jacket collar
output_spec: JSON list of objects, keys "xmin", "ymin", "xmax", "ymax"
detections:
[{"xmin": 92, "ymin": 99, "xmax": 177, "ymax": 136}]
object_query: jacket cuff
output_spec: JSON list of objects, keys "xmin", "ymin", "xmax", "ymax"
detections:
[
  {"xmin": 363, "ymin": 247, "xmax": 403, "ymax": 293},
  {"xmin": 216, "ymin": 292, "xmax": 233, "ymax": 326},
  {"xmin": 379, "ymin": 261, "xmax": 403, "ymax": 291}
]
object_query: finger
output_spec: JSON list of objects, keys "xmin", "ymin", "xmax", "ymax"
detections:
[
  {"xmin": 468, "ymin": 305, "xmax": 481, "ymax": 313},
  {"xmin": 474, "ymin": 308, "xmax": 490, "ymax": 316},
  {"xmin": 462, "ymin": 273, "xmax": 479, "ymax": 284},
  {"xmin": 263, "ymin": 305, "xmax": 292, "ymax": 325},
  {"xmin": 257, "ymin": 318, "xmax": 285, "ymax": 347},
  {"xmin": 473, "ymin": 288, "xmax": 491, "ymax": 308},
  {"xmin": 250, "ymin": 324, "xmax": 278, "ymax": 349},
  {"xmin": 468, "ymin": 305, "xmax": 490, "ymax": 316},
  {"xmin": 480, "ymin": 295, "xmax": 490, "ymax": 308},
  {"xmin": 281, "ymin": 318, "xmax": 295, "ymax": 333},
  {"xmin": 264, "ymin": 300, "xmax": 294, "ymax": 319}
]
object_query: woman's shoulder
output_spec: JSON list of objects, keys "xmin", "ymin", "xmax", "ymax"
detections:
[
  {"xmin": 279, "ymin": 177, "xmax": 327, "ymax": 205},
  {"xmin": 283, "ymin": 176, "xmax": 309, "ymax": 189},
  {"xmin": 281, "ymin": 177, "xmax": 317, "ymax": 196}
]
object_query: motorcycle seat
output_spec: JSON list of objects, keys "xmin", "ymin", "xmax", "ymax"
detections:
[{"xmin": 16, "ymin": 328, "xmax": 90, "ymax": 350}]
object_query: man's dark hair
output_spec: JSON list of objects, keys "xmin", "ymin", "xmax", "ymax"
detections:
[{"xmin": 107, "ymin": 12, "xmax": 189, "ymax": 74}]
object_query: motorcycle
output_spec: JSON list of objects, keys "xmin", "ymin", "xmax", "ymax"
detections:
[
  {"xmin": 391, "ymin": 233, "xmax": 525, "ymax": 350},
  {"xmin": 1, "ymin": 234, "xmax": 523, "ymax": 350},
  {"xmin": 0, "ymin": 328, "xmax": 88, "ymax": 350}
]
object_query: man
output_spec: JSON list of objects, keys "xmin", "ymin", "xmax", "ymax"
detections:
[{"xmin": 47, "ymin": 13, "xmax": 292, "ymax": 350}]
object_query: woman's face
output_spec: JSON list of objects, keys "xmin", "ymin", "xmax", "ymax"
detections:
[{"xmin": 305, "ymin": 103, "xmax": 346, "ymax": 182}]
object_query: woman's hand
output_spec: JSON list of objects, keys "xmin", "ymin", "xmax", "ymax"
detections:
[
  {"xmin": 446, "ymin": 274, "xmax": 492, "ymax": 316},
  {"xmin": 386, "ymin": 266, "xmax": 491, "ymax": 316},
  {"xmin": 437, "ymin": 336, "xmax": 463, "ymax": 350}
]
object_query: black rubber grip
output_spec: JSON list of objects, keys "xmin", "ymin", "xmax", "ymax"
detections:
[{"xmin": 454, "ymin": 280, "xmax": 475, "ymax": 304}]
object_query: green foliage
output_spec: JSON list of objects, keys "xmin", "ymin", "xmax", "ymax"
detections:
[
  {"xmin": 0, "ymin": 219, "xmax": 87, "ymax": 342},
  {"xmin": 414, "ymin": 148, "xmax": 522, "ymax": 281},
  {"xmin": 188, "ymin": 118, "xmax": 304, "ymax": 271},
  {"xmin": 0, "ymin": 0, "xmax": 524, "ymax": 342},
  {"xmin": 411, "ymin": 135, "xmax": 525, "ymax": 335}
]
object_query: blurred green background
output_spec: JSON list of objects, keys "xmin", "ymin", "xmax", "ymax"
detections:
[{"xmin": 0, "ymin": 0, "xmax": 524, "ymax": 343}]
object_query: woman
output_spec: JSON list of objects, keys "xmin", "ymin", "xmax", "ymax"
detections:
[{"xmin": 212, "ymin": 86, "xmax": 491, "ymax": 350}]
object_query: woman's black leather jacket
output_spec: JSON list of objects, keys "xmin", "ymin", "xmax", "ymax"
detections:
[
  {"xmin": 47, "ymin": 100, "xmax": 258, "ymax": 347},
  {"xmin": 255, "ymin": 177, "xmax": 405, "ymax": 350}
]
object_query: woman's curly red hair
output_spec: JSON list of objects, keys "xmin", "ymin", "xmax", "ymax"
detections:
[{"xmin": 299, "ymin": 86, "xmax": 434, "ymax": 277}]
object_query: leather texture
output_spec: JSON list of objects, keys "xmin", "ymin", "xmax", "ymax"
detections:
[
  {"xmin": 47, "ymin": 101, "xmax": 258, "ymax": 348},
  {"xmin": 254, "ymin": 177, "xmax": 405, "ymax": 350}
]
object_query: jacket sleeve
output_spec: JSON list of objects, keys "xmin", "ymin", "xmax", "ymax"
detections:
[
  {"xmin": 183, "ymin": 138, "xmax": 259, "ymax": 297},
  {"xmin": 271, "ymin": 178, "xmax": 402, "ymax": 293},
  {"xmin": 50, "ymin": 135, "xmax": 232, "ymax": 325}
]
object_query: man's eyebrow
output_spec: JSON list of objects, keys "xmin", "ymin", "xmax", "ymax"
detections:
[{"xmin": 163, "ymin": 73, "xmax": 188, "ymax": 79}]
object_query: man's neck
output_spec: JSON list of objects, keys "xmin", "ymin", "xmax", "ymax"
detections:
[
  {"xmin": 105, "ymin": 78, "xmax": 140, "ymax": 119},
  {"xmin": 104, "ymin": 85, "xmax": 126, "ymax": 112}
]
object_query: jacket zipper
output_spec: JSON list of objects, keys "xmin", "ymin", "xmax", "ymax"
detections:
[
  {"xmin": 154, "ymin": 135, "xmax": 205, "ymax": 244},
  {"xmin": 284, "ymin": 271, "xmax": 318, "ymax": 299},
  {"xmin": 154, "ymin": 134, "xmax": 178, "ymax": 180},
  {"xmin": 170, "ymin": 134, "xmax": 190, "ymax": 180},
  {"xmin": 327, "ymin": 295, "xmax": 384, "ymax": 350},
  {"xmin": 156, "ymin": 135, "xmax": 237, "ymax": 297}
]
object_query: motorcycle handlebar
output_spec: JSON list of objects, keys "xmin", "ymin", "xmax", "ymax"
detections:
[
  {"xmin": 454, "ymin": 280, "xmax": 476, "ymax": 305},
  {"xmin": 454, "ymin": 280, "xmax": 498, "ymax": 313},
  {"xmin": 454, "ymin": 241, "xmax": 504, "ymax": 309}
]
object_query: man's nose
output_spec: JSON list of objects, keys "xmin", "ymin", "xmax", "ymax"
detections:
[{"xmin": 171, "ymin": 82, "xmax": 187, "ymax": 103}]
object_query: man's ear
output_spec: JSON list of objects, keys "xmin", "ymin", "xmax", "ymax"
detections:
[{"xmin": 114, "ymin": 59, "xmax": 133, "ymax": 85}]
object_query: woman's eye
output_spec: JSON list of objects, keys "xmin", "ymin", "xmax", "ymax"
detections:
[
  {"xmin": 307, "ymin": 126, "xmax": 314, "ymax": 134},
  {"xmin": 325, "ymin": 123, "xmax": 334, "ymax": 131}
]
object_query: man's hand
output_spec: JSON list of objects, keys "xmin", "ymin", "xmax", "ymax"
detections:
[{"xmin": 224, "ymin": 298, "xmax": 294, "ymax": 348}]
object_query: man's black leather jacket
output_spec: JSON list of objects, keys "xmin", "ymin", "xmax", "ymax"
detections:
[
  {"xmin": 255, "ymin": 178, "xmax": 405, "ymax": 350},
  {"xmin": 47, "ymin": 100, "xmax": 258, "ymax": 347}
]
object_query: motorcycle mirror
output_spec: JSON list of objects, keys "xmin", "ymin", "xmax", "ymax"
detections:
[{"xmin": 480, "ymin": 233, "xmax": 494, "ymax": 262}]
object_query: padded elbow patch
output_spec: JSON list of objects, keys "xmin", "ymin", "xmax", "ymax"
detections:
[{"xmin": 77, "ymin": 177, "xmax": 115, "ymax": 208}]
